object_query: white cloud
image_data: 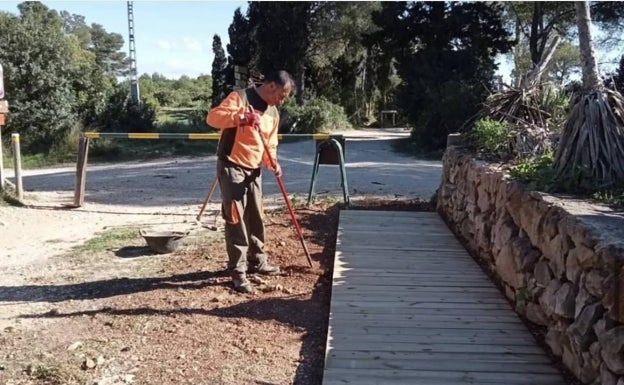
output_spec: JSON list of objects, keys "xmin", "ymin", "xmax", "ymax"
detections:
[
  {"xmin": 182, "ymin": 38, "xmax": 203, "ymax": 53},
  {"xmin": 156, "ymin": 40, "xmax": 175, "ymax": 50},
  {"xmin": 154, "ymin": 38, "xmax": 202, "ymax": 53}
]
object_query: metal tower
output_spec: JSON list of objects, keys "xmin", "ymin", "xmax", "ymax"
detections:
[{"xmin": 127, "ymin": 1, "xmax": 140, "ymax": 104}]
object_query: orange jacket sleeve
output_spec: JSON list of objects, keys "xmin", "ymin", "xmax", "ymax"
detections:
[{"xmin": 206, "ymin": 91, "xmax": 244, "ymax": 129}]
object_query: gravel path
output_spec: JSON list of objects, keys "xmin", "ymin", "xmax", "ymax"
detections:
[{"xmin": 0, "ymin": 128, "xmax": 442, "ymax": 268}]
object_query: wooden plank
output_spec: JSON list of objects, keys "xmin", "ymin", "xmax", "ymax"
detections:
[
  {"xmin": 324, "ymin": 341, "xmax": 544, "ymax": 354},
  {"xmin": 333, "ymin": 268, "xmax": 491, "ymax": 277},
  {"xmin": 325, "ymin": 357, "xmax": 559, "ymax": 374},
  {"xmin": 329, "ymin": 313, "xmax": 521, "ymax": 323},
  {"xmin": 323, "ymin": 369, "xmax": 565, "ymax": 385},
  {"xmin": 332, "ymin": 277, "xmax": 494, "ymax": 287},
  {"xmin": 331, "ymin": 285, "xmax": 507, "ymax": 294},
  {"xmin": 329, "ymin": 306, "xmax": 520, "ymax": 317},
  {"xmin": 332, "ymin": 274, "xmax": 491, "ymax": 283},
  {"xmin": 335, "ymin": 249, "xmax": 474, "ymax": 258},
  {"xmin": 328, "ymin": 320, "xmax": 529, "ymax": 333},
  {"xmin": 327, "ymin": 350, "xmax": 552, "ymax": 364},
  {"xmin": 329, "ymin": 334, "xmax": 537, "ymax": 346},
  {"xmin": 337, "ymin": 245, "xmax": 466, "ymax": 252},
  {"xmin": 334, "ymin": 262, "xmax": 485, "ymax": 272},
  {"xmin": 328, "ymin": 325, "xmax": 532, "ymax": 338},
  {"xmin": 330, "ymin": 293, "xmax": 509, "ymax": 303},
  {"xmin": 341, "ymin": 210, "xmax": 442, "ymax": 218},
  {"xmin": 330, "ymin": 300, "xmax": 512, "ymax": 310}
]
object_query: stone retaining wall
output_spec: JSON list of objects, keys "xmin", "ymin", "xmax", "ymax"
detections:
[{"xmin": 437, "ymin": 145, "xmax": 624, "ymax": 385}]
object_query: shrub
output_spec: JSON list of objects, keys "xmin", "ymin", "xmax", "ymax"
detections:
[
  {"xmin": 96, "ymin": 85, "xmax": 156, "ymax": 133},
  {"xmin": 509, "ymin": 151, "xmax": 556, "ymax": 190},
  {"xmin": 279, "ymin": 97, "xmax": 352, "ymax": 134},
  {"xmin": 472, "ymin": 118, "xmax": 510, "ymax": 158}
]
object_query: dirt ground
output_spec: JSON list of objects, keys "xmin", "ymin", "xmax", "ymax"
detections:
[{"xmin": 0, "ymin": 197, "xmax": 433, "ymax": 385}]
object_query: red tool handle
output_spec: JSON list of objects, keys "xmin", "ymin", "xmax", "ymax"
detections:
[{"xmin": 249, "ymin": 106, "xmax": 313, "ymax": 267}]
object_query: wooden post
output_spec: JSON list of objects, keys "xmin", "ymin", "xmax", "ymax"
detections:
[
  {"xmin": 11, "ymin": 133, "xmax": 22, "ymax": 200},
  {"xmin": 73, "ymin": 136, "xmax": 89, "ymax": 207}
]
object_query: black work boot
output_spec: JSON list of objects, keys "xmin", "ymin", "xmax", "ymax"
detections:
[
  {"xmin": 231, "ymin": 273, "xmax": 253, "ymax": 293},
  {"xmin": 249, "ymin": 261, "xmax": 281, "ymax": 276}
]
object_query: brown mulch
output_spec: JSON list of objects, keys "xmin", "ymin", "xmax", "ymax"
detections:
[{"xmin": 0, "ymin": 198, "xmax": 432, "ymax": 385}]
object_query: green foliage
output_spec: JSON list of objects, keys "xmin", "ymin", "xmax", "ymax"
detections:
[
  {"xmin": 139, "ymin": 73, "xmax": 212, "ymax": 109},
  {"xmin": 472, "ymin": 118, "xmax": 511, "ymax": 158},
  {"xmin": 96, "ymin": 85, "xmax": 156, "ymax": 133},
  {"xmin": 369, "ymin": 2, "xmax": 513, "ymax": 152},
  {"xmin": 539, "ymin": 84, "xmax": 570, "ymax": 131},
  {"xmin": 509, "ymin": 151, "xmax": 556, "ymax": 190},
  {"xmin": 279, "ymin": 97, "xmax": 352, "ymax": 134},
  {"xmin": 0, "ymin": 5, "xmax": 78, "ymax": 153},
  {"xmin": 592, "ymin": 189, "xmax": 624, "ymax": 209},
  {"xmin": 509, "ymin": 151, "xmax": 624, "ymax": 208}
]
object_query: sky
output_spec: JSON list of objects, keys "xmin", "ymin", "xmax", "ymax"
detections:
[
  {"xmin": 0, "ymin": 1, "xmax": 248, "ymax": 79},
  {"xmin": 0, "ymin": 1, "xmax": 620, "ymax": 84}
]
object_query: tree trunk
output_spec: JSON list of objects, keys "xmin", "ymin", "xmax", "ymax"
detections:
[
  {"xmin": 296, "ymin": 62, "xmax": 305, "ymax": 105},
  {"xmin": 513, "ymin": 17, "xmax": 522, "ymax": 88},
  {"xmin": 575, "ymin": 1, "xmax": 602, "ymax": 91},
  {"xmin": 553, "ymin": 1, "xmax": 624, "ymax": 186}
]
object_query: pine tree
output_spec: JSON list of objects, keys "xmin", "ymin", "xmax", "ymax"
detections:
[{"xmin": 211, "ymin": 34, "xmax": 228, "ymax": 108}]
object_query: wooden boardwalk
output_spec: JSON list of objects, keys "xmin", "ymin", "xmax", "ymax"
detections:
[{"xmin": 322, "ymin": 210, "xmax": 566, "ymax": 385}]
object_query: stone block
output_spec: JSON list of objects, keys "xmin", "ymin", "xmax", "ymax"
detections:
[
  {"xmin": 602, "ymin": 363, "xmax": 619, "ymax": 385},
  {"xmin": 568, "ymin": 302, "xmax": 604, "ymax": 351},
  {"xmin": 535, "ymin": 260, "xmax": 554, "ymax": 287},
  {"xmin": 540, "ymin": 279, "xmax": 563, "ymax": 318},
  {"xmin": 584, "ymin": 270, "xmax": 607, "ymax": 298},
  {"xmin": 580, "ymin": 351, "xmax": 601, "ymax": 384},
  {"xmin": 546, "ymin": 326, "xmax": 564, "ymax": 357},
  {"xmin": 575, "ymin": 287, "xmax": 598, "ymax": 319},
  {"xmin": 603, "ymin": 269, "xmax": 624, "ymax": 323},
  {"xmin": 554, "ymin": 282, "xmax": 577, "ymax": 319},
  {"xmin": 600, "ymin": 326, "xmax": 624, "ymax": 355},
  {"xmin": 526, "ymin": 302, "xmax": 549, "ymax": 326},
  {"xmin": 495, "ymin": 243, "xmax": 524, "ymax": 289},
  {"xmin": 602, "ymin": 349, "xmax": 624, "ymax": 375}
]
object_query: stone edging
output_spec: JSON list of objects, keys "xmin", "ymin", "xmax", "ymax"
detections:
[{"xmin": 437, "ymin": 145, "xmax": 624, "ymax": 385}]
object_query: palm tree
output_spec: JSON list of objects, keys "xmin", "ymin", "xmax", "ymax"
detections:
[{"xmin": 553, "ymin": 1, "xmax": 624, "ymax": 187}]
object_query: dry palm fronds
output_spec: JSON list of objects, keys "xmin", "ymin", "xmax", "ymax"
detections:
[
  {"xmin": 554, "ymin": 89, "xmax": 624, "ymax": 187},
  {"xmin": 463, "ymin": 85, "xmax": 561, "ymax": 159}
]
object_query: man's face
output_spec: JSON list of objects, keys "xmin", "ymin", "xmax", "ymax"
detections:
[{"xmin": 267, "ymin": 82, "xmax": 292, "ymax": 106}]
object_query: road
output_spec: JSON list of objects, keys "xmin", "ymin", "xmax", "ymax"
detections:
[{"xmin": 0, "ymin": 128, "xmax": 442, "ymax": 267}]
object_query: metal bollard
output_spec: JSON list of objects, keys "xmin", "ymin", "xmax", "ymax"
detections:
[{"xmin": 11, "ymin": 133, "xmax": 22, "ymax": 200}]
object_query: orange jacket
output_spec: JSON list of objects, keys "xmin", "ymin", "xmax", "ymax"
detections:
[{"xmin": 206, "ymin": 90, "xmax": 279, "ymax": 170}]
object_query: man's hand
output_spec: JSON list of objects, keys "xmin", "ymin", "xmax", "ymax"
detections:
[
  {"xmin": 273, "ymin": 162, "xmax": 282, "ymax": 177},
  {"xmin": 242, "ymin": 112, "xmax": 261, "ymax": 129}
]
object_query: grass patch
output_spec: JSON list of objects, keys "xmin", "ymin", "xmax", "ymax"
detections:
[
  {"xmin": 2, "ymin": 150, "xmax": 76, "ymax": 169},
  {"xmin": 77, "ymin": 227, "xmax": 142, "ymax": 254},
  {"xmin": 1, "ymin": 184, "xmax": 25, "ymax": 207},
  {"xmin": 25, "ymin": 360, "xmax": 85, "ymax": 385}
]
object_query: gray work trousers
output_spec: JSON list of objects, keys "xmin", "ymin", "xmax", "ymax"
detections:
[{"xmin": 217, "ymin": 159, "xmax": 267, "ymax": 275}]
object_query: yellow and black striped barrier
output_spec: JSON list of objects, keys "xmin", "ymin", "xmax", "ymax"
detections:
[
  {"xmin": 74, "ymin": 131, "xmax": 348, "ymax": 208},
  {"xmin": 83, "ymin": 132, "xmax": 340, "ymax": 141}
]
